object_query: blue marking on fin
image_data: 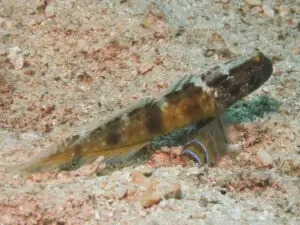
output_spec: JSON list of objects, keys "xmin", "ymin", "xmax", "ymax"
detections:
[
  {"xmin": 181, "ymin": 139, "xmax": 209, "ymax": 165},
  {"xmin": 181, "ymin": 149, "xmax": 202, "ymax": 165}
]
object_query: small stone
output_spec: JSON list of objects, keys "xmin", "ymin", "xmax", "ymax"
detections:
[
  {"xmin": 71, "ymin": 156, "xmax": 106, "ymax": 176},
  {"xmin": 257, "ymin": 150, "xmax": 273, "ymax": 167},
  {"xmin": 276, "ymin": 6, "xmax": 291, "ymax": 17},
  {"xmin": 112, "ymin": 184, "xmax": 128, "ymax": 199},
  {"xmin": 138, "ymin": 64, "xmax": 154, "ymax": 75},
  {"xmin": 77, "ymin": 39, "xmax": 90, "ymax": 53},
  {"xmin": 110, "ymin": 170, "xmax": 131, "ymax": 183},
  {"xmin": 140, "ymin": 179, "xmax": 181, "ymax": 208},
  {"xmin": 283, "ymin": 184, "xmax": 300, "ymax": 198},
  {"xmin": 157, "ymin": 180, "xmax": 181, "ymax": 199},
  {"xmin": 131, "ymin": 171, "xmax": 151, "ymax": 188},
  {"xmin": 0, "ymin": 47, "xmax": 6, "ymax": 56},
  {"xmin": 36, "ymin": 0, "xmax": 47, "ymax": 13},
  {"xmin": 0, "ymin": 17, "xmax": 12, "ymax": 31},
  {"xmin": 280, "ymin": 158, "xmax": 300, "ymax": 177},
  {"xmin": 140, "ymin": 191, "xmax": 161, "ymax": 208},
  {"xmin": 8, "ymin": 46, "xmax": 24, "ymax": 70},
  {"xmin": 262, "ymin": 4, "xmax": 275, "ymax": 18},
  {"xmin": 199, "ymin": 192, "xmax": 220, "ymax": 206},
  {"xmin": 45, "ymin": 5, "xmax": 55, "ymax": 18},
  {"xmin": 135, "ymin": 165, "xmax": 154, "ymax": 176},
  {"xmin": 244, "ymin": 0, "xmax": 262, "ymax": 7},
  {"xmin": 20, "ymin": 132, "xmax": 40, "ymax": 143}
]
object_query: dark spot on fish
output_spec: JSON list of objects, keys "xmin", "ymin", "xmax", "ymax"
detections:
[
  {"xmin": 145, "ymin": 104, "xmax": 162, "ymax": 133},
  {"xmin": 106, "ymin": 131, "xmax": 121, "ymax": 145},
  {"xmin": 205, "ymin": 70, "xmax": 226, "ymax": 87},
  {"xmin": 195, "ymin": 117, "xmax": 215, "ymax": 129},
  {"xmin": 73, "ymin": 144, "xmax": 81, "ymax": 154},
  {"xmin": 165, "ymin": 83, "xmax": 191, "ymax": 105},
  {"xmin": 65, "ymin": 134, "xmax": 80, "ymax": 145},
  {"xmin": 184, "ymin": 85, "xmax": 203, "ymax": 98},
  {"xmin": 248, "ymin": 71, "xmax": 261, "ymax": 88},
  {"xmin": 105, "ymin": 118, "xmax": 122, "ymax": 145}
]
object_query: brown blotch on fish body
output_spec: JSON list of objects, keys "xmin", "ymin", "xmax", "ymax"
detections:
[{"xmin": 160, "ymin": 84, "xmax": 216, "ymax": 133}]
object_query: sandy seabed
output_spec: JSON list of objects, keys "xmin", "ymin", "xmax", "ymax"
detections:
[{"xmin": 0, "ymin": 0, "xmax": 299, "ymax": 224}]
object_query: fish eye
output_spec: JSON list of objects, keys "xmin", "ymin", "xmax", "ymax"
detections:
[{"xmin": 252, "ymin": 52, "xmax": 263, "ymax": 64}]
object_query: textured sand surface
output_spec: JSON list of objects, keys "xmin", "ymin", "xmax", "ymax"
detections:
[{"xmin": 0, "ymin": 0, "xmax": 299, "ymax": 224}]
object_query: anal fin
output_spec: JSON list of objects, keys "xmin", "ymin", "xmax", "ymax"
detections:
[{"xmin": 82, "ymin": 141, "xmax": 150, "ymax": 165}]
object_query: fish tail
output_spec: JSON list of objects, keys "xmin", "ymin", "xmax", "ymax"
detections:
[
  {"xmin": 4, "ymin": 134, "xmax": 82, "ymax": 172},
  {"xmin": 9, "ymin": 134, "xmax": 150, "ymax": 172},
  {"xmin": 14, "ymin": 147, "xmax": 80, "ymax": 173}
]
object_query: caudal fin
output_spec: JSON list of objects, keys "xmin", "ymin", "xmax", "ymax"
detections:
[{"xmin": 7, "ymin": 137, "xmax": 150, "ymax": 173}]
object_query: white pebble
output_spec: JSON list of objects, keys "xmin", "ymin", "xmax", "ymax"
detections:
[
  {"xmin": 8, "ymin": 46, "xmax": 24, "ymax": 70},
  {"xmin": 276, "ymin": 7, "xmax": 291, "ymax": 17},
  {"xmin": 263, "ymin": 4, "xmax": 275, "ymax": 18},
  {"xmin": 244, "ymin": 0, "xmax": 262, "ymax": 7},
  {"xmin": 262, "ymin": 0, "xmax": 275, "ymax": 18},
  {"xmin": 257, "ymin": 150, "xmax": 273, "ymax": 166}
]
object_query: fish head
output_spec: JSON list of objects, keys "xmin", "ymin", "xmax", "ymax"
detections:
[{"xmin": 204, "ymin": 51, "xmax": 273, "ymax": 109}]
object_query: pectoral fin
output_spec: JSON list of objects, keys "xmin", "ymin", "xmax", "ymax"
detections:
[
  {"xmin": 181, "ymin": 116, "xmax": 228, "ymax": 166},
  {"xmin": 181, "ymin": 133, "xmax": 217, "ymax": 166}
]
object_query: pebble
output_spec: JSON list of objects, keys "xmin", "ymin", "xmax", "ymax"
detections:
[
  {"xmin": 140, "ymin": 190, "xmax": 161, "ymax": 208},
  {"xmin": 257, "ymin": 149, "xmax": 273, "ymax": 167},
  {"xmin": 0, "ymin": 47, "xmax": 6, "ymax": 56},
  {"xmin": 77, "ymin": 39, "xmax": 90, "ymax": 53},
  {"xmin": 244, "ymin": 0, "xmax": 262, "ymax": 7},
  {"xmin": 199, "ymin": 192, "xmax": 221, "ymax": 207},
  {"xmin": 143, "ymin": 180, "xmax": 180, "ymax": 208},
  {"xmin": 262, "ymin": 3, "xmax": 275, "ymax": 18},
  {"xmin": 280, "ymin": 158, "xmax": 300, "ymax": 177},
  {"xmin": 36, "ymin": 0, "xmax": 47, "ymax": 13},
  {"xmin": 131, "ymin": 170, "xmax": 151, "ymax": 188},
  {"xmin": 19, "ymin": 132, "xmax": 40, "ymax": 143},
  {"xmin": 8, "ymin": 46, "xmax": 24, "ymax": 70},
  {"xmin": 283, "ymin": 184, "xmax": 300, "ymax": 198},
  {"xmin": 276, "ymin": 6, "xmax": 291, "ymax": 17},
  {"xmin": 0, "ymin": 17, "xmax": 12, "ymax": 31},
  {"xmin": 112, "ymin": 184, "xmax": 128, "ymax": 199},
  {"xmin": 134, "ymin": 165, "xmax": 154, "ymax": 176},
  {"xmin": 0, "ymin": 132, "xmax": 18, "ymax": 151},
  {"xmin": 71, "ymin": 156, "xmax": 106, "ymax": 176},
  {"xmin": 110, "ymin": 170, "xmax": 131, "ymax": 184},
  {"xmin": 45, "ymin": 5, "xmax": 55, "ymax": 18}
]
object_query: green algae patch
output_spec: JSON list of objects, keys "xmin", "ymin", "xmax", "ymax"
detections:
[{"xmin": 224, "ymin": 95, "xmax": 280, "ymax": 123}]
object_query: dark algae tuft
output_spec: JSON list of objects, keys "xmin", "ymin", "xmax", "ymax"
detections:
[{"xmin": 224, "ymin": 95, "xmax": 280, "ymax": 123}]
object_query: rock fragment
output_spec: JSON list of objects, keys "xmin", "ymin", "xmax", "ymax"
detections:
[
  {"xmin": 8, "ymin": 46, "xmax": 24, "ymax": 70},
  {"xmin": 244, "ymin": 0, "xmax": 262, "ymax": 7},
  {"xmin": 262, "ymin": 1, "xmax": 275, "ymax": 18},
  {"xmin": 36, "ymin": 0, "xmax": 47, "ymax": 13},
  {"xmin": 257, "ymin": 149, "xmax": 273, "ymax": 167},
  {"xmin": 140, "ymin": 179, "xmax": 181, "ymax": 208},
  {"xmin": 280, "ymin": 158, "xmax": 300, "ymax": 177}
]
